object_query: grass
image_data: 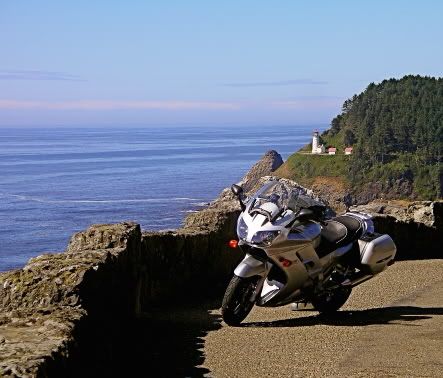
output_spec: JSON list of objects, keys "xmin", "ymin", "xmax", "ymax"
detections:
[
  {"xmin": 277, "ymin": 145, "xmax": 441, "ymax": 200},
  {"xmin": 276, "ymin": 152, "xmax": 351, "ymax": 186},
  {"xmin": 320, "ymin": 130, "xmax": 346, "ymax": 151}
]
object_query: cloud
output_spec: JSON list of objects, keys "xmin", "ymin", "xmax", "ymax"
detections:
[
  {"xmin": 0, "ymin": 70, "xmax": 84, "ymax": 81},
  {"xmin": 0, "ymin": 97, "xmax": 344, "ymax": 113},
  {"xmin": 271, "ymin": 97, "xmax": 343, "ymax": 109},
  {"xmin": 0, "ymin": 99, "xmax": 240, "ymax": 110},
  {"xmin": 223, "ymin": 79, "xmax": 327, "ymax": 87}
]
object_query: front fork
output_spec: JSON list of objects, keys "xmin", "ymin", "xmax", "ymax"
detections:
[{"xmin": 233, "ymin": 254, "xmax": 271, "ymax": 303}]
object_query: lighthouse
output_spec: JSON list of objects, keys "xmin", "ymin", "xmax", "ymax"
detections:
[
  {"xmin": 311, "ymin": 130, "xmax": 325, "ymax": 154},
  {"xmin": 312, "ymin": 131, "xmax": 319, "ymax": 153}
]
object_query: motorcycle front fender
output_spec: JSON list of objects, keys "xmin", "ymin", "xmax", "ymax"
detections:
[{"xmin": 234, "ymin": 254, "xmax": 270, "ymax": 278}]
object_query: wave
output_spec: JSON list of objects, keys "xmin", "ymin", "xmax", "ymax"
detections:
[
  {"xmin": 1, "ymin": 193, "xmax": 201, "ymax": 204},
  {"xmin": 191, "ymin": 202, "xmax": 209, "ymax": 207}
]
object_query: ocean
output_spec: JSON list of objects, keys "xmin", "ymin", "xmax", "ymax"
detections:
[{"xmin": 0, "ymin": 124, "xmax": 319, "ymax": 271}]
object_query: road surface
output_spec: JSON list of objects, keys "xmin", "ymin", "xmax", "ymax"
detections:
[
  {"xmin": 129, "ymin": 260, "xmax": 442, "ymax": 377},
  {"xmin": 201, "ymin": 260, "xmax": 443, "ymax": 377}
]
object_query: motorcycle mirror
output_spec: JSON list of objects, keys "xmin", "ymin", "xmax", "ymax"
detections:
[
  {"xmin": 231, "ymin": 184, "xmax": 246, "ymax": 211},
  {"xmin": 231, "ymin": 184, "xmax": 244, "ymax": 197}
]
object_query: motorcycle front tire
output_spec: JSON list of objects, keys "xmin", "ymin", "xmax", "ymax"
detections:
[{"xmin": 221, "ymin": 275, "xmax": 259, "ymax": 326}]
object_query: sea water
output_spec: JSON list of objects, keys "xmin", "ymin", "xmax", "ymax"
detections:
[{"xmin": 0, "ymin": 125, "xmax": 320, "ymax": 271}]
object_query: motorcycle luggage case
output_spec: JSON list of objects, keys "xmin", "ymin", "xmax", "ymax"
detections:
[{"xmin": 358, "ymin": 233, "xmax": 396, "ymax": 274}]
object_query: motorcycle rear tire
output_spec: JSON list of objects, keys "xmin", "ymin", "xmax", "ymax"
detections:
[
  {"xmin": 221, "ymin": 275, "xmax": 259, "ymax": 326},
  {"xmin": 311, "ymin": 287, "xmax": 352, "ymax": 314}
]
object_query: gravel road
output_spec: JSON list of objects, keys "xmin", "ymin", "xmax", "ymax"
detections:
[
  {"xmin": 129, "ymin": 260, "xmax": 442, "ymax": 377},
  {"xmin": 200, "ymin": 260, "xmax": 443, "ymax": 377}
]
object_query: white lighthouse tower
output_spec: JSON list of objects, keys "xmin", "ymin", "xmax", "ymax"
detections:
[
  {"xmin": 311, "ymin": 130, "xmax": 325, "ymax": 154},
  {"xmin": 312, "ymin": 131, "xmax": 319, "ymax": 153}
]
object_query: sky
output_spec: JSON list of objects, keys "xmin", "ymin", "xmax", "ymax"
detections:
[{"xmin": 1, "ymin": 0, "xmax": 442, "ymax": 127}]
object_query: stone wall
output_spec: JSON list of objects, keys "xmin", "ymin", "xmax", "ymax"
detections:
[
  {"xmin": 139, "ymin": 208, "xmax": 241, "ymax": 309},
  {"xmin": 351, "ymin": 201, "xmax": 443, "ymax": 260},
  {"xmin": 0, "ymin": 208, "xmax": 243, "ymax": 377},
  {"xmin": 1, "ymin": 149, "xmax": 441, "ymax": 376},
  {"xmin": 0, "ymin": 150, "xmax": 286, "ymax": 377},
  {"xmin": 0, "ymin": 223, "xmax": 140, "ymax": 377}
]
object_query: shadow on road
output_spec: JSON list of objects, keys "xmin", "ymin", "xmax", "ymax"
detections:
[
  {"xmin": 244, "ymin": 306, "xmax": 443, "ymax": 328},
  {"xmin": 73, "ymin": 299, "xmax": 222, "ymax": 378}
]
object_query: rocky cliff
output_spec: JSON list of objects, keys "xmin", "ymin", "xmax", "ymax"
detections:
[
  {"xmin": 0, "ymin": 151, "xmax": 283, "ymax": 377},
  {"xmin": 0, "ymin": 150, "xmax": 441, "ymax": 377}
]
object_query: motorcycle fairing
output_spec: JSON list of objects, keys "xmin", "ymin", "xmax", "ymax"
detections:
[{"xmin": 232, "ymin": 180, "xmax": 394, "ymax": 308}]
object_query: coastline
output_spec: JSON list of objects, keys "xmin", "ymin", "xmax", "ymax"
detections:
[
  {"xmin": 0, "ymin": 125, "xmax": 317, "ymax": 272},
  {"xmin": 1, "ymin": 150, "xmax": 441, "ymax": 376}
]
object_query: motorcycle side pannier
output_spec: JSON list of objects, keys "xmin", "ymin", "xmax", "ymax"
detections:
[{"xmin": 358, "ymin": 233, "xmax": 397, "ymax": 274}]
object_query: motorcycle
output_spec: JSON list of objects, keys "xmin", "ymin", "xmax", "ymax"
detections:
[{"xmin": 221, "ymin": 180, "xmax": 397, "ymax": 326}]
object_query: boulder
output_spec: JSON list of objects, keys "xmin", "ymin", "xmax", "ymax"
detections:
[
  {"xmin": 187, "ymin": 150, "xmax": 284, "ymax": 216},
  {"xmin": 238, "ymin": 150, "xmax": 284, "ymax": 192},
  {"xmin": 351, "ymin": 201, "xmax": 442, "ymax": 228},
  {"xmin": 351, "ymin": 201, "xmax": 442, "ymax": 259}
]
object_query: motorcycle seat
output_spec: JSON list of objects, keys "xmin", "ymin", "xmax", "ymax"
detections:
[{"xmin": 316, "ymin": 215, "xmax": 363, "ymax": 257}]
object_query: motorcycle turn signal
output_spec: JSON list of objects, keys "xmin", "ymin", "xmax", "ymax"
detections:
[
  {"xmin": 278, "ymin": 257, "xmax": 292, "ymax": 267},
  {"xmin": 228, "ymin": 240, "xmax": 239, "ymax": 249}
]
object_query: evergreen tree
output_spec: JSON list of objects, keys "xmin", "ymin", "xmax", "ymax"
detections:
[{"xmin": 323, "ymin": 75, "xmax": 443, "ymax": 199}]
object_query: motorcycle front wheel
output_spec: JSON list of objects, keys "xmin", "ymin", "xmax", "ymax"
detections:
[
  {"xmin": 221, "ymin": 275, "xmax": 260, "ymax": 326},
  {"xmin": 311, "ymin": 286, "xmax": 352, "ymax": 314}
]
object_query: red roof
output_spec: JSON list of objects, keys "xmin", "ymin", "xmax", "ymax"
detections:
[
  {"xmin": 345, "ymin": 147, "xmax": 353, "ymax": 152},
  {"xmin": 328, "ymin": 147, "xmax": 336, "ymax": 152}
]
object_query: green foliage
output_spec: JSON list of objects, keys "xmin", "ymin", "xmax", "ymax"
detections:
[
  {"xmin": 282, "ymin": 75, "xmax": 442, "ymax": 200},
  {"xmin": 343, "ymin": 129, "xmax": 356, "ymax": 147},
  {"xmin": 282, "ymin": 153, "xmax": 350, "ymax": 186},
  {"xmin": 327, "ymin": 75, "xmax": 443, "ymax": 199},
  {"xmin": 320, "ymin": 132, "xmax": 345, "ymax": 151}
]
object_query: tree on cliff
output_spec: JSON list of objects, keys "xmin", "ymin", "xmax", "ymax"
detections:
[
  {"xmin": 278, "ymin": 75, "xmax": 442, "ymax": 200},
  {"xmin": 322, "ymin": 75, "xmax": 442, "ymax": 199}
]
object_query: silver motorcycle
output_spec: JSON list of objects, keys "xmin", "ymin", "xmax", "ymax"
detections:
[{"xmin": 222, "ymin": 180, "xmax": 397, "ymax": 326}]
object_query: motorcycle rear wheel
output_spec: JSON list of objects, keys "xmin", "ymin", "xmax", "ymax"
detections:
[
  {"xmin": 311, "ymin": 286, "xmax": 352, "ymax": 314},
  {"xmin": 221, "ymin": 275, "xmax": 259, "ymax": 326}
]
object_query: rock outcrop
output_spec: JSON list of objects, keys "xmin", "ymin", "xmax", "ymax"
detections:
[
  {"xmin": 351, "ymin": 201, "xmax": 442, "ymax": 260},
  {"xmin": 307, "ymin": 176, "xmax": 353, "ymax": 213},
  {"xmin": 0, "ymin": 150, "xmax": 284, "ymax": 377},
  {"xmin": 0, "ymin": 149, "xmax": 441, "ymax": 377},
  {"xmin": 0, "ymin": 218, "xmax": 242, "ymax": 377},
  {"xmin": 238, "ymin": 150, "xmax": 284, "ymax": 192},
  {"xmin": 0, "ymin": 223, "xmax": 141, "ymax": 377},
  {"xmin": 211, "ymin": 150, "xmax": 284, "ymax": 211}
]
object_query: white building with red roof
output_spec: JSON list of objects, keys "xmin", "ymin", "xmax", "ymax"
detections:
[
  {"xmin": 345, "ymin": 147, "xmax": 353, "ymax": 155},
  {"xmin": 328, "ymin": 147, "xmax": 336, "ymax": 155}
]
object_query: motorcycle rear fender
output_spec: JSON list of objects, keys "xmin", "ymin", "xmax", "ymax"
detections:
[{"xmin": 234, "ymin": 254, "xmax": 270, "ymax": 278}]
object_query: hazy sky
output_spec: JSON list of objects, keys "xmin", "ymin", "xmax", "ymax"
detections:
[{"xmin": 1, "ymin": 0, "xmax": 442, "ymax": 127}]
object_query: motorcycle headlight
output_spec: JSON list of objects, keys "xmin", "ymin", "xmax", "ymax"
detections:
[
  {"xmin": 251, "ymin": 230, "xmax": 280, "ymax": 246},
  {"xmin": 237, "ymin": 217, "xmax": 248, "ymax": 240}
]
